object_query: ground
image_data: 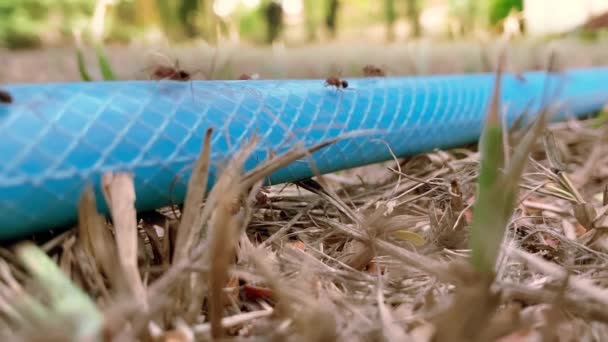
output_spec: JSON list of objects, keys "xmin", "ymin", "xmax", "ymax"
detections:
[
  {"xmin": 1, "ymin": 38, "xmax": 608, "ymax": 341},
  {"xmin": 3, "ymin": 37, "xmax": 608, "ymax": 83}
]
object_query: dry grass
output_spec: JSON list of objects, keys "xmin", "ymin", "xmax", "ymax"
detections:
[
  {"xmin": 1, "ymin": 39, "xmax": 608, "ymax": 341},
  {"xmin": 2, "ymin": 110, "xmax": 608, "ymax": 341}
]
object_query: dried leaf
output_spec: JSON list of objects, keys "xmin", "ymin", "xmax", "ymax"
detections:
[
  {"xmin": 495, "ymin": 328, "xmax": 539, "ymax": 342},
  {"xmin": 242, "ymin": 284, "xmax": 274, "ymax": 301},
  {"xmin": 377, "ymin": 286, "xmax": 410, "ymax": 340},
  {"xmin": 542, "ymin": 130, "xmax": 566, "ymax": 172},
  {"xmin": 286, "ymin": 241, "xmax": 306, "ymax": 251},
  {"xmin": 366, "ymin": 261, "xmax": 386, "ymax": 275},
  {"xmin": 561, "ymin": 219, "xmax": 578, "ymax": 240},
  {"xmin": 339, "ymin": 240, "xmax": 374, "ymax": 271},
  {"xmin": 409, "ymin": 322, "xmax": 435, "ymax": 342},
  {"xmin": 573, "ymin": 203, "xmax": 596, "ymax": 229},
  {"xmin": 223, "ymin": 275, "xmax": 240, "ymax": 308},
  {"xmin": 205, "ymin": 139, "xmax": 254, "ymax": 338},
  {"xmin": 101, "ymin": 172, "xmax": 147, "ymax": 309},
  {"xmin": 78, "ymin": 186, "xmax": 125, "ymax": 293},
  {"xmin": 173, "ymin": 128, "xmax": 213, "ymax": 263},
  {"xmin": 593, "ymin": 191, "xmax": 604, "ymax": 203},
  {"xmin": 390, "ymin": 230, "xmax": 426, "ymax": 246}
]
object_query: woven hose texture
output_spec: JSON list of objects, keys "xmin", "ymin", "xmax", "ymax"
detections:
[{"xmin": 1, "ymin": 68, "xmax": 608, "ymax": 239}]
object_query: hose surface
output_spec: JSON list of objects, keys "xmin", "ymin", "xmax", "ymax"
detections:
[{"xmin": 1, "ymin": 68, "xmax": 608, "ymax": 239}]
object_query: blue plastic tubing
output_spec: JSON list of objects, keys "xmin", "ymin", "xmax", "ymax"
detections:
[{"xmin": 1, "ymin": 67, "xmax": 608, "ymax": 240}]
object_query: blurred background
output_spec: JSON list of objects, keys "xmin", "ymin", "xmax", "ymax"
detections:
[{"xmin": 2, "ymin": 0, "xmax": 608, "ymax": 82}]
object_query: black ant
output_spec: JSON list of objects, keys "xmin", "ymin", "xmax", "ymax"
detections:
[
  {"xmin": 237, "ymin": 73, "xmax": 260, "ymax": 80},
  {"xmin": 0, "ymin": 89, "xmax": 12, "ymax": 104},
  {"xmin": 143, "ymin": 52, "xmax": 203, "ymax": 81},
  {"xmin": 151, "ymin": 64, "xmax": 191, "ymax": 81},
  {"xmin": 362, "ymin": 64, "xmax": 386, "ymax": 77},
  {"xmin": 324, "ymin": 76, "xmax": 348, "ymax": 90}
]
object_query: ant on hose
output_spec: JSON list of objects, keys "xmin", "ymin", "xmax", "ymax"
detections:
[
  {"xmin": 0, "ymin": 89, "xmax": 12, "ymax": 104},
  {"xmin": 324, "ymin": 76, "xmax": 348, "ymax": 90}
]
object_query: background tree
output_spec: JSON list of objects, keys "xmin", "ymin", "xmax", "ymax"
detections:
[
  {"xmin": 325, "ymin": 0, "xmax": 339, "ymax": 39},
  {"xmin": 177, "ymin": 0, "xmax": 200, "ymax": 38},
  {"xmin": 384, "ymin": 0, "xmax": 397, "ymax": 41},
  {"xmin": 449, "ymin": 0, "xmax": 476, "ymax": 36},
  {"xmin": 154, "ymin": 0, "xmax": 179, "ymax": 39},
  {"xmin": 303, "ymin": 0, "xmax": 319, "ymax": 42},
  {"xmin": 489, "ymin": 0, "xmax": 523, "ymax": 26},
  {"xmin": 134, "ymin": 0, "xmax": 159, "ymax": 29},
  {"xmin": 0, "ymin": 0, "xmax": 95, "ymax": 49},
  {"xmin": 198, "ymin": 0, "xmax": 218, "ymax": 43},
  {"xmin": 264, "ymin": 0, "xmax": 283, "ymax": 43},
  {"xmin": 405, "ymin": 0, "xmax": 421, "ymax": 38}
]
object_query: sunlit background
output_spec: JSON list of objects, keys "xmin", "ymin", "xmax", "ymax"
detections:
[{"xmin": 1, "ymin": 0, "xmax": 608, "ymax": 50}]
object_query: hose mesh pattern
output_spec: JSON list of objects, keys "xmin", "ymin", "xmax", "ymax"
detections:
[{"xmin": 1, "ymin": 68, "xmax": 608, "ymax": 239}]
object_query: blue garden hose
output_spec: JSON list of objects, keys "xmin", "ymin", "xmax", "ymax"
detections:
[{"xmin": 1, "ymin": 67, "xmax": 608, "ymax": 240}]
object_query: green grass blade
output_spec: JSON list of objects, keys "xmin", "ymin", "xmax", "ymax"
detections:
[
  {"xmin": 15, "ymin": 243, "xmax": 103, "ymax": 341},
  {"xmin": 5, "ymin": 286, "xmax": 51, "ymax": 327},
  {"xmin": 504, "ymin": 108, "xmax": 551, "ymax": 192},
  {"xmin": 468, "ymin": 60, "xmax": 507, "ymax": 276},
  {"xmin": 592, "ymin": 108, "xmax": 608, "ymax": 128},
  {"xmin": 469, "ymin": 129, "xmax": 507, "ymax": 275},
  {"xmin": 95, "ymin": 43, "xmax": 116, "ymax": 81},
  {"xmin": 469, "ymin": 56, "xmax": 554, "ymax": 276},
  {"xmin": 75, "ymin": 47, "xmax": 93, "ymax": 82}
]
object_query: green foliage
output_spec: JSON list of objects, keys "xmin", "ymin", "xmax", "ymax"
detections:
[
  {"xmin": 154, "ymin": 0, "xmax": 182, "ymax": 39},
  {"xmin": 448, "ymin": 0, "xmax": 478, "ymax": 34},
  {"xmin": 592, "ymin": 108, "xmax": 608, "ymax": 128},
  {"xmin": 0, "ymin": 2, "xmax": 43, "ymax": 49},
  {"xmin": 325, "ymin": 0, "xmax": 339, "ymax": 37},
  {"xmin": 384, "ymin": 0, "xmax": 396, "ymax": 24},
  {"xmin": 0, "ymin": 13, "xmax": 42, "ymax": 49},
  {"xmin": 489, "ymin": 0, "xmax": 522, "ymax": 25},
  {"xmin": 0, "ymin": 0, "xmax": 94, "ymax": 49},
  {"xmin": 303, "ymin": 0, "xmax": 320, "ymax": 41},
  {"xmin": 263, "ymin": 1, "xmax": 284, "ymax": 43},
  {"xmin": 405, "ymin": 0, "xmax": 421, "ymax": 37},
  {"xmin": 95, "ymin": 43, "xmax": 116, "ymax": 81},
  {"xmin": 76, "ymin": 46, "xmax": 92, "ymax": 82},
  {"xmin": 75, "ymin": 42, "xmax": 117, "ymax": 82},
  {"xmin": 15, "ymin": 243, "xmax": 103, "ymax": 340},
  {"xmin": 238, "ymin": 8, "xmax": 267, "ymax": 44},
  {"xmin": 104, "ymin": 0, "xmax": 143, "ymax": 43},
  {"xmin": 178, "ymin": 0, "xmax": 200, "ymax": 38},
  {"xmin": 151, "ymin": 0, "xmax": 219, "ymax": 42},
  {"xmin": 468, "ymin": 62, "xmax": 549, "ymax": 276}
]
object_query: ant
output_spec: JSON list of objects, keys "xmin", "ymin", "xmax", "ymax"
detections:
[
  {"xmin": 151, "ymin": 64, "xmax": 191, "ymax": 81},
  {"xmin": 0, "ymin": 89, "xmax": 12, "ymax": 104},
  {"xmin": 237, "ymin": 73, "xmax": 260, "ymax": 80},
  {"xmin": 324, "ymin": 76, "xmax": 348, "ymax": 90},
  {"xmin": 143, "ymin": 52, "xmax": 201, "ymax": 82},
  {"xmin": 514, "ymin": 71, "xmax": 527, "ymax": 83},
  {"xmin": 362, "ymin": 64, "xmax": 386, "ymax": 77}
]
